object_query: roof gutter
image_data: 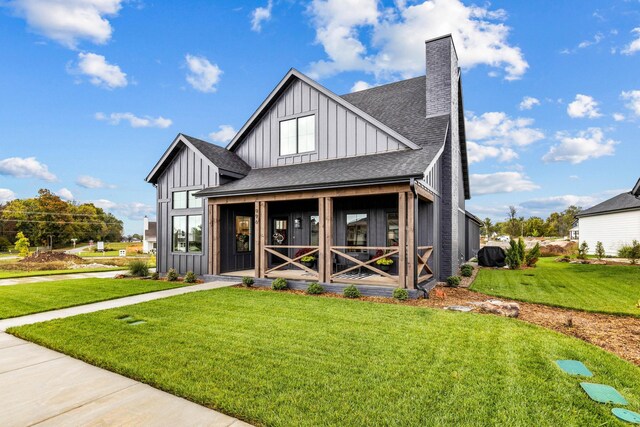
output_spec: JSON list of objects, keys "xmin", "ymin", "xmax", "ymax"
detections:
[{"xmin": 409, "ymin": 178, "xmax": 427, "ymax": 298}]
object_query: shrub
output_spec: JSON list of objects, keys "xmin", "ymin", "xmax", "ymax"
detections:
[
  {"xmin": 577, "ymin": 241, "xmax": 589, "ymax": 260},
  {"xmin": 446, "ymin": 276, "xmax": 461, "ymax": 287},
  {"xmin": 128, "ymin": 260, "xmax": 149, "ymax": 277},
  {"xmin": 184, "ymin": 271, "xmax": 197, "ymax": 283},
  {"xmin": 460, "ymin": 264, "xmax": 473, "ymax": 277},
  {"xmin": 525, "ymin": 243, "xmax": 541, "ymax": 267},
  {"xmin": 595, "ymin": 241, "xmax": 606, "ymax": 260},
  {"xmin": 14, "ymin": 232, "xmax": 30, "ymax": 257},
  {"xmin": 505, "ymin": 238, "xmax": 525, "ymax": 269},
  {"xmin": 343, "ymin": 285, "xmax": 362, "ymax": 298},
  {"xmin": 392, "ymin": 288, "xmax": 409, "ymax": 301},
  {"xmin": 166, "ymin": 268, "xmax": 179, "ymax": 281},
  {"xmin": 306, "ymin": 282, "xmax": 324, "ymax": 295},
  {"xmin": 150, "ymin": 272, "xmax": 160, "ymax": 280},
  {"xmin": 375, "ymin": 257, "xmax": 394, "ymax": 266},
  {"xmin": 271, "ymin": 278, "xmax": 288, "ymax": 290},
  {"xmin": 300, "ymin": 255, "xmax": 316, "ymax": 263},
  {"xmin": 618, "ymin": 240, "xmax": 640, "ymax": 265},
  {"xmin": 242, "ymin": 276, "xmax": 254, "ymax": 287}
]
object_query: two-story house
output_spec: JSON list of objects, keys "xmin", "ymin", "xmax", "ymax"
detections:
[{"xmin": 146, "ymin": 35, "xmax": 480, "ymax": 296}]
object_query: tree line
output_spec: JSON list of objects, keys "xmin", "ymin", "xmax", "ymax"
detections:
[
  {"xmin": 0, "ymin": 189, "xmax": 123, "ymax": 250},
  {"xmin": 481, "ymin": 205, "xmax": 581, "ymax": 238}
]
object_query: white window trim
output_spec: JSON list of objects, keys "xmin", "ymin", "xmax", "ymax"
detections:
[{"xmin": 277, "ymin": 112, "xmax": 318, "ymax": 158}]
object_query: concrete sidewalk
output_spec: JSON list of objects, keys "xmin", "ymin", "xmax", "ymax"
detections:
[
  {"xmin": 0, "ymin": 333, "xmax": 251, "ymax": 426},
  {"xmin": 0, "ymin": 281, "xmax": 236, "ymax": 331},
  {"xmin": 0, "ymin": 269, "xmax": 129, "ymax": 286}
]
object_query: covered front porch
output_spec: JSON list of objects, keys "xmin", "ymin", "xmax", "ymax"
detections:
[{"xmin": 209, "ymin": 183, "xmax": 435, "ymax": 289}]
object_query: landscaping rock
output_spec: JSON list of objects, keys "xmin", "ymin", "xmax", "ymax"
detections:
[
  {"xmin": 471, "ymin": 300, "xmax": 520, "ymax": 318},
  {"xmin": 444, "ymin": 305, "xmax": 474, "ymax": 312}
]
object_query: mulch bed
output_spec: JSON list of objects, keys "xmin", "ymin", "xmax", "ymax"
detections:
[{"xmin": 236, "ymin": 284, "xmax": 640, "ymax": 366}]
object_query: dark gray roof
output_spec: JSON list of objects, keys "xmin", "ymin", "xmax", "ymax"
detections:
[
  {"xmin": 182, "ymin": 134, "xmax": 250, "ymax": 176},
  {"xmin": 197, "ymin": 114, "xmax": 449, "ymax": 197},
  {"xmin": 577, "ymin": 192, "xmax": 640, "ymax": 217},
  {"xmin": 145, "ymin": 221, "xmax": 157, "ymax": 239},
  {"xmin": 465, "ymin": 211, "xmax": 483, "ymax": 226}
]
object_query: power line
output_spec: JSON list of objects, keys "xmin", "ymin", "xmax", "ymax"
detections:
[
  {"xmin": 0, "ymin": 211, "xmax": 119, "ymax": 217},
  {"xmin": 0, "ymin": 219, "xmax": 122, "ymax": 225}
]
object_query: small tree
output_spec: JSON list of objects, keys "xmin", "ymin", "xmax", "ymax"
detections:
[
  {"xmin": 505, "ymin": 238, "xmax": 524, "ymax": 269},
  {"xmin": 618, "ymin": 240, "xmax": 640, "ymax": 265},
  {"xmin": 525, "ymin": 243, "xmax": 541, "ymax": 267},
  {"xmin": 578, "ymin": 241, "xmax": 589, "ymax": 260},
  {"xmin": 14, "ymin": 232, "xmax": 30, "ymax": 257},
  {"xmin": 595, "ymin": 241, "xmax": 605, "ymax": 260}
]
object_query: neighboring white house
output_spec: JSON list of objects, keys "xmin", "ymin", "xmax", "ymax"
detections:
[
  {"xmin": 143, "ymin": 216, "xmax": 157, "ymax": 254},
  {"xmin": 577, "ymin": 178, "xmax": 640, "ymax": 256}
]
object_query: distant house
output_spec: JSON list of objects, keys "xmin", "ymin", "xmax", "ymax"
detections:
[
  {"xmin": 569, "ymin": 220, "xmax": 579, "ymax": 241},
  {"xmin": 143, "ymin": 216, "xmax": 157, "ymax": 254},
  {"xmin": 145, "ymin": 35, "xmax": 480, "ymax": 294},
  {"xmin": 577, "ymin": 178, "xmax": 640, "ymax": 256}
]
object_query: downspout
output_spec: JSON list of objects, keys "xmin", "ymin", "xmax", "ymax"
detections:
[{"xmin": 409, "ymin": 179, "xmax": 428, "ymax": 298}]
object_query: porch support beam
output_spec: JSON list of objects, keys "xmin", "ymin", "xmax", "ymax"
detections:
[
  {"xmin": 407, "ymin": 191, "xmax": 416, "ymax": 289},
  {"xmin": 209, "ymin": 203, "xmax": 220, "ymax": 275},
  {"xmin": 254, "ymin": 201, "xmax": 261, "ymax": 279},
  {"xmin": 398, "ymin": 192, "xmax": 407, "ymax": 289},
  {"xmin": 324, "ymin": 197, "xmax": 333, "ymax": 284},
  {"xmin": 318, "ymin": 197, "xmax": 327, "ymax": 283},
  {"xmin": 258, "ymin": 201, "xmax": 268, "ymax": 278}
]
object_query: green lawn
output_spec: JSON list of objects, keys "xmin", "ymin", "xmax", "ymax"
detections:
[
  {"xmin": 10, "ymin": 287, "xmax": 640, "ymax": 426},
  {"xmin": 472, "ymin": 257, "xmax": 640, "ymax": 316},
  {"xmin": 0, "ymin": 267, "xmax": 124, "ymax": 280},
  {"xmin": 0, "ymin": 278, "xmax": 186, "ymax": 319}
]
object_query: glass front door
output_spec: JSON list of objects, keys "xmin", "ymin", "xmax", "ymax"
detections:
[{"xmin": 271, "ymin": 218, "xmax": 288, "ymax": 265}]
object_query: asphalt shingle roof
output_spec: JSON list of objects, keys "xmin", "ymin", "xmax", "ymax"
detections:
[
  {"xmin": 578, "ymin": 192, "xmax": 640, "ymax": 217},
  {"xmin": 182, "ymin": 134, "xmax": 251, "ymax": 176}
]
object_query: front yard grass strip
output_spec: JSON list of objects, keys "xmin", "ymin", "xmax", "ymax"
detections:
[
  {"xmin": 471, "ymin": 257, "xmax": 640, "ymax": 316},
  {"xmin": 0, "ymin": 267, "xmax": 125, "ymax": 280},
  {"xmin": 10, "ymin": 287, "xmax": 640, "ymax": 426},
  {"xmin": 0, "ymin": 278, "xmax": 187, "ymax": 319}
]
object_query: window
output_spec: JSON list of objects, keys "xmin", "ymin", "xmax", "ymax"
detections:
[
  {"xmin": 310, "ymin": 215, "xmax": 319, "ymax": 246},
  {"xmin": 236, "ymin": 216, "xmax": 252, "ymax": 252},
  {"xmin": 188, "ymin": 215, "xmax": 202, "ymax": 253},
  {"xmin": 173, "ymin": 191, "xmax": 187, "ymax": 209},
  {"xmin": 386, "ymin": 212, "xmax": 399, "ymax": 247},
  {"xmin": 346, "ymin": 213, "xmax": 367, "ymax": 247},
  {"xmin": 172, "ymin": 215, "xmax": 202, "ymax": 253},
  {"xmin": 279, "ymin": 115, "xmax": 315, "ymax": 155},
  {"xmin": 188, "ymin": 190, "xmax": 202, "ymax": 208},
  {"xmin": 172, "ymin": 216, "xmax": 187, "ymax": 252}
]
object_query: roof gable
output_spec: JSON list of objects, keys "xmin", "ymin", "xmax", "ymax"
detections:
[{"xmin": 578, "ymin": 192, "xmax": 640, "ymax": 217}]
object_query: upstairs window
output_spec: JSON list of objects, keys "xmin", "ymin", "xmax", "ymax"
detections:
[
  {"xmin": 173, "ymin": 190, "xmax": 202, "ymax": 209},
  {"xmin": 279, "ymin": 115, "xmax": 315, "ymax": 156}
]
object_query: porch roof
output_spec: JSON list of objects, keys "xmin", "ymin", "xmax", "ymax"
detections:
[{"xmin": 196, "ymin": 114, "xmax": 449, "ymax": 198}]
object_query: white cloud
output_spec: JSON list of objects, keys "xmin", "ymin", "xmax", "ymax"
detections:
[
  {"xmin": 91, "ymin": 199, "xmax": 153, "ymax": 220},
  {"xmin": 465, "ymin": 112, "xmax": 544, "ymax": 147},
  {"xmin": 0, "ymin": 157, "xmax": 56, "ymax": 181},
  {"xmin": 185, "ymin": 54, "xmax": 222, "ymax": 93},
  {"xmin": 208, "ymin": 125, "xmax": 237, "ymax": 144},
  {"xmin": 612, "ymin": 113, "xmax": 625, "ymax": 122},
  {"xmin": 251, "ymin": 0, "xmax": 273, "ymax": 32},
  {"xmin": 518, "ymin": 96, "xmax": 540, "ymax": 110},
  {"xmin": 621, "ymin": 90, "xmax": 640, "ymax": 117},
  {"xmin": 8, "ymin": 0, "xmax": 123, "ymax": 49},
  {"xmin": 577, "ymin": 32, "xmax": 603, "ymax": 49},
  {"xmin": 76, "ymin": 175, "xmax": 115, "ymax": 189},
  {"xmin": 543, "ymin": 128, "xmax": 617, "ymax": 164},
  {"xmin": 567, "ymin": 94, "xmax": 602, "ymax": 119},
  {"xmin": 307, "ymin": 0, "xmax": 528, "ymax": 81},
  {"xmin": 622, "ymin": 28, "xmax": 640, "ymax": 55},
  {"xmin": 351, "ymin": 80, "xmax": 373, "ymax": 92},
  {"xmin": 471, "ymin": 171, "xmax": 539, "ymax": 196},
  {"xmin": 75, "ymin": 52, "xmax": 127, "ymax": 89},
  {"xmin": 0, "ymin": 189, "xmax": 17, "ymax": 203},
  {"xmin": 519, "ymin": 189, "xmax": 625, "ymax": 215},
  {"xmin": 56, "ymin": 187, "xmax": 74, "ymax": 200},
  {"xmin": 466, "ymin": 141, "xmax": 517, "ymax": 164},
  {"xmin": 95, "ymin": 112, "xmax": 172, "ymax": 128}
]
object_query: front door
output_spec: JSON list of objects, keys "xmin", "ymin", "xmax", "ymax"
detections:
[{"xmin": 271, "ymin": 218, "xmax": 288, "ymax": 266}]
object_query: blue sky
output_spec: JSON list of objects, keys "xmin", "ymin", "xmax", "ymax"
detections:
[{"xmin": 0, "ymin": 0, "xmax": 639, "ymax": 234}]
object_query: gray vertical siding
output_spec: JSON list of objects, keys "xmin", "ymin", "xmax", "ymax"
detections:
[
  {"xmin": 465, "ymin": 217, "xmax": 481, "ymax": 261},
  {"xmin": 156, "ymin": 145, "xmax": 218, "ymax": 275},
  {"xmin": 233, "ymin": 78, "xmax": 407, "ymax": 168}
]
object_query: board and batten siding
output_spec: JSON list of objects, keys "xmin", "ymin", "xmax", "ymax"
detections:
[
  {"xmin": 233, "ymin": 78, "xmax": 407, "ymax": 168},
  {"xmin": 156, "ymin": 145, "xmax": 219, "ymax": 275},
  {"xmin": 579, "ymin": 211, "xmax": 640, "ymax": 256}
]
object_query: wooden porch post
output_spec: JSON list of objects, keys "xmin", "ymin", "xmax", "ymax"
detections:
[
  {"xmin": 407, "ymin": 191, "xmax": 416, "ymax": 289},
  {"xmin": 258, "ymin": 201, "xmax": 268, "ymax": 278},
  {"xmin": 254, "ymin": 201, "xmax": 261, "ymax": 278},
  {"xmin": 318, "ymin": 197, "xmax": 326, "ymax": 282},
  {"xmin": 398, "ymin": 193, "xmax": 407, "ymax": 288},
  {"xmin": 209, "ymin": 203, "xmax": 220, "ymax": 275},
  {"xmin": 324, "ymin": 197, "xmax": 333, "ymax": 283}
]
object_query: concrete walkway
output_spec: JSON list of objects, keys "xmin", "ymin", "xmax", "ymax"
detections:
[
  {"xmin": 0, "ymin": 281, "xmax": 235, "ymax": 331},
  {"xmin": 0, "ymin": 269, "xmax": 129, "ymax": 286},
  {"xmin": 0, "ymin": 333, "xmax": 250, "ymax": 426}
]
